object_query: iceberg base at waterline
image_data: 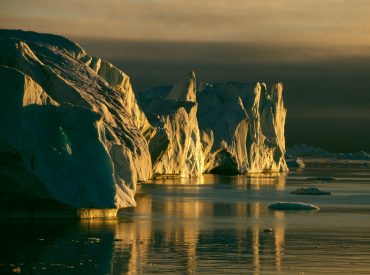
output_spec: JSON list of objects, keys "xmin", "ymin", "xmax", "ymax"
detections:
[{"xmin": 0, "ymin": 208, "xmax": 118, "ymax": 219}]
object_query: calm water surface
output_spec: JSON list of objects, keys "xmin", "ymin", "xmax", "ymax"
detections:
[{"xmin": 1, "ymin": 167, "xmax": 370, "ymax": 274}]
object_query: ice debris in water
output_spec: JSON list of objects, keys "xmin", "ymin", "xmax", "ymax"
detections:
[
  {"xmin": 306, "ymin": 177, "xmax": 335, "ymax": 183},
  {"xmin": 290, "ymin": 187, "xmax": 331, "ymax": 195}
]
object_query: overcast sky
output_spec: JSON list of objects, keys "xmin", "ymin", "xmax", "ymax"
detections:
[{"xmin": 1, "ymin": 0, "xmax": 369, "ymax": 151}]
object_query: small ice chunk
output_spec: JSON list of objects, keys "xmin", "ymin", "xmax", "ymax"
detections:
[
  {"xmin": 12, "ymin": 267, "xmax": 22, "ymax": 273},
  {"xmin": 306, "ymin": 177, "xmax": 335, "ymax": 182},
  {"xmin": 268, "ymin": 202, "xmax": 320, "ymax": 211},
  {"xmin": 87, "ymin": 237, "xmax": 101, "ymax": 244},
  {"xmin": 290, "ymin": 187, "xmax": 331, "ymax": 195},
  {"xmin": 286, "ymin": 157, "xmax": 305, "ymax": 169}
]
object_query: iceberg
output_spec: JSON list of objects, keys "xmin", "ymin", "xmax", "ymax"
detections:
[
  {"xmin": 138, "ymin": 73, "xmax": 289, "ymax": 174},
  {"xmin": 0, "ymin": 30, "xmax": 290, "ymax": 211},
  {"xmin": 197, "ymin": 81, "xmax": 288, "ymax": 173},
  {"xmin": 0, "ymin": 30, "xmax": 152, "ymax": 209},
  {"xmin": 286, "ymin": 156, "xmax": 305, "ymax": 169}
]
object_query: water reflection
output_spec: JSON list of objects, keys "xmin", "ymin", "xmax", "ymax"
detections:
[
  {"xmin": 112, "ymin": 174, "xmax": 290, "ymax": 273},
  {"xmin": 114, "ymin": 187, "xmax": 287, "ymax": 274},
  {"xmin": 0, "ymin": 174, "xmax": 288, "ymax": 274},
  {"xmin": 0, "ymin": 220, "xmax": 117, "ymax": 274},
  {"xmin": 145, "ymin": 173, "xmax": 287, "ymax": 190},
  {"xmin": 1, "ymin": 169, "xmax": 370, "ymax": 274}
]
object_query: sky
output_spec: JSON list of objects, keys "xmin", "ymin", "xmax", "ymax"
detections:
[{"xmin": 1, "ymin": 0, "xmax": 369, "ymax": 151}]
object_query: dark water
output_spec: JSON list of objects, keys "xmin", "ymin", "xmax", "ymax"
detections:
[{"xmin": 1, "ymin": 167, "xmax": 370, "ymax": 274}]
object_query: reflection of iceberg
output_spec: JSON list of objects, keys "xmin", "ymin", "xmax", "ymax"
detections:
[
  {"xmin": 77, "ymin": 209, "xmax": 118, "ymax": 219},
  {"xmin": 212, "ymin": 173, "xmax": 286, "ymax": 191},
  {"xmin": 112, "ymin": 195, "xmax": 287, "ymax": 274},
  {"xmin": 113, "ymin": 195, "xmax": 152, "ymax": 274},
  {"xmin": 143, "ymin": 175, "xmax": 205, "ymax": 185},
  {"xmin": 273, "ymin": 211, "xmax": 285, "ymax": 272},
  {"xmin": 0, "ymin": 198, "xmax": 288, "ymax": 274},
  {"xmin": 248, "ymin": 173, "xmax": 286, "ymax": 191}
]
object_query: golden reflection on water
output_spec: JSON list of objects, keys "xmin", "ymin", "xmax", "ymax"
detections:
[
  {"xmin": 145, "ymin": 175, "xmax": 206, "ymax": 185},
  {"xmin": 2, "ymin": 170, "xmax": 370, "ymax": 274},
  {"xmin": 146, "ymin": 173, "xmax": 287, "ymax": 190},
  {"xmin": 246, "ymin": 173, "xmax": 287, "ymax": 191},
  {"xmin": 274, "ymin": 211, "xmax": 285, "ymax": 272},
  {"xmin": 112, "ymin": 174, "xmax": 289, "ymax": 274}
]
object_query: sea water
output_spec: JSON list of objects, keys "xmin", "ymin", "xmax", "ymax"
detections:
[{"xmin": 1, "ymin": 166, "xmax": 370, "ymax": 274}]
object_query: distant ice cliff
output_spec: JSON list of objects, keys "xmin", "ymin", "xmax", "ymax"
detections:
[{"xmin": 287, "ymin": 144, "xmax": 370, "ymax": 160}]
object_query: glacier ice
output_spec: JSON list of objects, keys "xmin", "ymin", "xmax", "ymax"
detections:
[
  {"xmin": 139, "ymin": 75, "xmax": 289, "ymax": 175},
  {"xmin": 80, "ymin": 54, "xmax": 154, "ymax": 141},
  {"xmin": 0, "ymin": 30, "xmax": 152, "ymax": 209},
  {"xmin": 197, "ymin": 81, "xmax": 288, "ymax": 173},
  {"xmin": 137, "ymin": 71, "xmax": 204, "ymax": 176}
]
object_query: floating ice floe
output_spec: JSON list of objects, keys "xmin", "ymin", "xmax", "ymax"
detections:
[
  {"xmin": 306, "ymin": 177, "xmax": 335, "ymax": 183},
  {"xmin": 286, "ymin": 156, "xmax": 305, "ymax": 169},
  {"xmin": 268, "ymin": 202, "xmax": 320, "ymax": 211},
  {"xmin": 290, "ymin": 187, "xmax": 330, "ymax": 195}
]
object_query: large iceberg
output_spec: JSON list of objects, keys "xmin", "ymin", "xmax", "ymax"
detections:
[
  {"xmin": 138, "ymin": 73, "xmax": 288, "ymax": 174},
  {"xmin": 0, "ymin": 30, "xmax": 289, "ymax": 211},
  {"xmin": 0, "ymin": 30, "xmax": 152, "ymax": 209}
]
